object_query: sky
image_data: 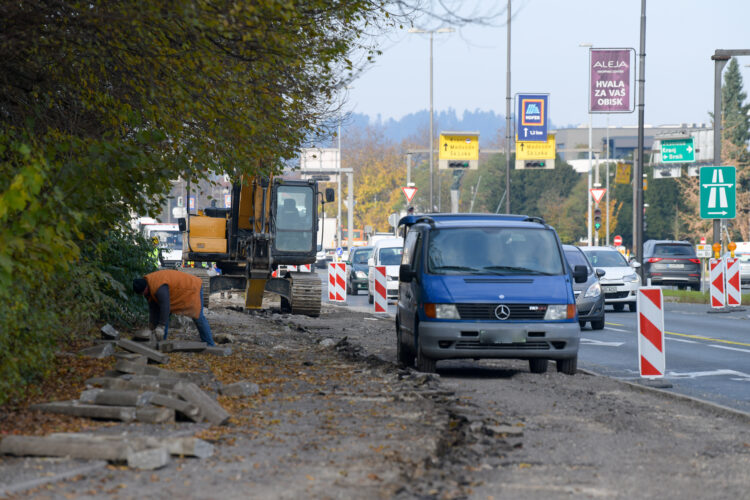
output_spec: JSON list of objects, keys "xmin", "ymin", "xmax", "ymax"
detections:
[{"xmin": 346, "ymin": 0, "xmax": 750, "ymax": 130}]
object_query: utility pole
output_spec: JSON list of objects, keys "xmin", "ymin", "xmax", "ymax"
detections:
[
  {"xmin": 633, "ymin": 0, "xmax": 646, "ymax": 279},
  {"xmin": 505, "ymin": 0, "xmax": 512, "ymax": 214}
]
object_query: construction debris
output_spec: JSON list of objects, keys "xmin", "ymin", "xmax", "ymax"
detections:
[
  {"xmin": 116, "ymin": 339, "xmax": 168, "ymax": 364},
  {"xmin": 100, "ymin": 324, "xmax": 120, "ymax": 341},
  {"xmin": 77, "ymin": 343, "xmax": 115, "ymax": 359},
  {"xmin": 0, "ymin": 433, "xmax": 215, "ymax": 470},
  {"xmin": 220, "ymin": 380, "xmax": 260, "ymax": 397}
]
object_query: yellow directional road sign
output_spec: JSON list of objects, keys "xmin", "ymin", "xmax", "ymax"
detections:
[
  {"xmin": 615, "ymin": 162, "xmax": 631, "ymax": 184},
  {"xmin": 515, "ymin": 134, "xmax": 555, "ymax": 160},
  {"xmin": 439, "ymin": 133, "xmax": 479, "ymax": 160}
]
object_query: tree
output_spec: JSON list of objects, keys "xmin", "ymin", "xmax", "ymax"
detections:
[{"xmin": 721, "ymin": 58, "xmax": 750, "ymax": 163}]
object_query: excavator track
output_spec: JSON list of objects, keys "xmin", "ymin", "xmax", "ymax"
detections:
[{"xmin": 289, "ymin": 272, "xmax": 322, "ymax": 317}]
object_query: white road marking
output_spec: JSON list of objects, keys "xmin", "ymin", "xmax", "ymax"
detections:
[
  {"xmin": 580, "ymin": 338, "xmax": 625, "ymax": 347},
  {"xmin": 604, "ymin": 327, "xmax": 630, "ymax": 333},
  {"xmin": 708, "ymin": 344, "xmax": 750, "ymax": 354},
  {"xmin": 665, "ymin": 369, "xmax": 750, "ymax": 381},
  {"xmin": 666, "ymin": 337, "xmax": 699, "ymax": 344}
]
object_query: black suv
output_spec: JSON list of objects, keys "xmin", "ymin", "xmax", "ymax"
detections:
[{"xmin": 643, "ymin": 240, "xmax": 701, "ymax": 290}]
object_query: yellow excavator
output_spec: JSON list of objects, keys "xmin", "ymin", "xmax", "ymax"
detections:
[{"xmin": 178, "ymin": 176, "xmax": 334, "ymax": 317}]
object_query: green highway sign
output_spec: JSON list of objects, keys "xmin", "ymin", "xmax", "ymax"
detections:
[
  {"xmin": 700, "ymin": 166, "xmax": 736, "ymax": 219},
  {"xmin": 661, "ymin": 138, "xmax": 695, "ymax": 163}
]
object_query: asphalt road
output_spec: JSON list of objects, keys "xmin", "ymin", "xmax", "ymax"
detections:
[
  {"xmin": 317, "ymin": 268, "xmax": 750, "ymax": 413},
  {"xmin": 580, "ymin": 302, "xmax": 750, "ymax": 412}
]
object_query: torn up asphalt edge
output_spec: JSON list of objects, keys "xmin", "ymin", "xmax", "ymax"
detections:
[{"xmin": 290, "ymin": 321, "xmax": 525, "ymax": 499}]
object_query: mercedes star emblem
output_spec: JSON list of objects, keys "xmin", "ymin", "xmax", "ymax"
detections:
[{"xmin": 494, "ymin": 304, "xmax": 511, "ymax": 320}]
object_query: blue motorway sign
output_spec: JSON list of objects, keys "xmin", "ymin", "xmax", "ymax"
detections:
[{"xmin": 516, "ymin": 94, "xmax": 549, "ymax": 142}]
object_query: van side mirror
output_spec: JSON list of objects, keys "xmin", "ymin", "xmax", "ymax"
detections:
[
  {"xmin": 573, "ymin": 265, "xmax": 588, "ymax": 283},
  {"xmin": 367, "ymin": 258, "xmax": 374, "ymax": 267},
  {"xmin": 399, "ymin": 264, "xmax": 415, "ymax": 283},
  {"xmin": 325, "ymin": 188, "xmax": 335, "ymax": 203},
  {"xmin": 595, "ymin": 268, "xmax": 606, "ymax": 278},
  {"xmin": 630, "ymin": 260, "xmax": 641, "ymax": 268}
]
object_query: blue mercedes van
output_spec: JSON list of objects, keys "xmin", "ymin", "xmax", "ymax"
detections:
[{"xmin": 396, "ymin": 214, "xmax": 587, "ymax": 375}]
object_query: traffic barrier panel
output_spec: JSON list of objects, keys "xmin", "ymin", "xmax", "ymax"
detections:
[
  {"xmin": 327, "ymin": 263, "xmax": 346, "ymax": 302},
  {"xmin": 373, "ymin": 266, "xmax": 387, "ymax": 313},
  {"xmin": 709, "ymin": 258, "xmax": 726, "ymax": 309},
  {"xmin": 327, "ymin": 263, "xmax": 335, "ymax": 300},
  {"xmin": 299, "ymin": 264, "xmax": 312, "ymax": 272},
  {"xmin": 726, "ymin": 257, "xmax": 741, "ymax": 306},
  {"xmin": 335, "ymin": 263, "xmax": 346, "ymax": 301},
  {"xmin": 637, "ymin": 287, "xmax": 665, "ymax": 378}
]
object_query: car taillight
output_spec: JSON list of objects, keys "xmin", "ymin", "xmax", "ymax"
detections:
[
  {"xmin": 647, "ymin": 258, "xmax": 662, "ymax": 263},
  {"xmin": 689, "ymin": 259, "xmax": 700, "ymax": 264}
]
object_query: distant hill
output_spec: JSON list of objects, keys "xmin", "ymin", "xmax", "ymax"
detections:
[
  {"xmin": 342, "ymin": 109, "xmax": 560, "ymax": 146},
  {"xmin": 344, "ymin": 109, "xmax": 507, "ymax": 146}
]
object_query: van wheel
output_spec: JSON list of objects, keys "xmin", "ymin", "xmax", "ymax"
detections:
[
  {"xmin": 415, "ymin": 334, "xmax": 436, "ymax": 373},
  {"xmin": 350, "ymin": 282, "xmax": 358, "ymax": 296},
  {"xmin": 396, "ymin": 320, "xmax": 415, "ymax": 367},
  {"xmin": 368, "ymin": 291, "xmax": 373, "ymax": 304},
  {"xmin": 529, "ymin": 358, "xmax": 548, "ymax": 373},
  {"xmin": 557, "ymin": 356, "xmax": 578, "ymax": 375}
]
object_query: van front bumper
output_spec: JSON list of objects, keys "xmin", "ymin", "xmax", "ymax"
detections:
[{"xmin": 418, "ymin": 321, "xmax": 580, "ymax": 360}]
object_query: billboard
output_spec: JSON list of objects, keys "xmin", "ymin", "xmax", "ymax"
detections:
[{"xmin": 589, "ymin": 48, "xmax": 634, "ymax": 113}]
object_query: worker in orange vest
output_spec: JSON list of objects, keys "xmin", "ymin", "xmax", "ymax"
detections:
[{"xmin": 132, "ymin": 269, "xmax": 215, "ymax": 346}]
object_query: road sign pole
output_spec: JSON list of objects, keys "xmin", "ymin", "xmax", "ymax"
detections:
[{"xmin": 712, "ymin": 53, "xmax": 729, "ymax": 254}]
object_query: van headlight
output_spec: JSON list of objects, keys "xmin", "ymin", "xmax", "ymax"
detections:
[
  {"xmin": 424, "ymin": 303, "xmax": 460, "ymax": 319},
  {"xmin": 355, "ymin": 271, "xmax": 367, "ymax": 279},
  {"xmin": 584, "ymin": 281, "xmax": 601, "ymax": 298},
  {"xmin": 545, "ymin": 304, "xmax": 576, "ymax": 320},
  {"xmin": 623, "ymin": 273, "xmax": 639, "ymax": 283}
]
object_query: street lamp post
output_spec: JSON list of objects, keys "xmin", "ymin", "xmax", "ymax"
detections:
[
  {"xmin": 409, "ymin": 27, "xmax": 454, "ymax": 212},
  {"xmin": 580, "ymin": 42, "xmax": 593, "ymax": 246}
]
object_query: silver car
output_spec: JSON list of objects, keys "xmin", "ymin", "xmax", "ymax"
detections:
[{"xmin": 580, "ymin": 246, "xmax": 640, "ymax": 312}]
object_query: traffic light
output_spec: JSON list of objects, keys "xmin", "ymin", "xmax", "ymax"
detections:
[
  {"xmin": 525, "ymin": 160, "xmax": 546, "ymax": 168},
  {"xmin": 447, "ymin": 160, "xmax": 470, "ymax": 168},
  {"xmin": 594, "ymin": 208, "xmax": 602, "ymax": 230}
]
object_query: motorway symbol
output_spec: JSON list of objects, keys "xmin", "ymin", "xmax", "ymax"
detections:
[
  {"xmin": 700, "ymin": 166, "xmax": 736, "ymax": 219},
  {"xmin": 580, "ymin": 338, "xmax": 624, "ymax": 347}
]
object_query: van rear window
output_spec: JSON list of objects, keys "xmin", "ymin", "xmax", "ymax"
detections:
[{"xmin": 427, "ymin": 227, "xmax": 563, "ymax": 275}]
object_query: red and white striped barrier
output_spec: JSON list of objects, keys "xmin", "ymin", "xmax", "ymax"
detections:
[
  {"xmin": 299, "ymin": 264, "xmax": 313, "ymax": 273},
  {"xmin": 709, "ymin": 258, "xmax": 726, "ymax": 309},
  {"xmin": 373, "ymin": 265, "xmax": 387, "ymax": 313},
  {"xmin": 327, "ymin": 262, "xmax": 346, "ymax": 302},
  {"xmin": 637, "ymin": 287, "xmax": 665, "ymax": 378},
  {"xmin": 726, "ymin": 257, "xmax": 742, "ymax": 307}
]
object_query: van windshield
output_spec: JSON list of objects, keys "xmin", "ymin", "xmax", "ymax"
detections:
[
  {"xmin": 378, "ymin": 247, "xmax": 403, "ymax": 265},
  {"xmin": 427, "ymin": 227, "xmax": 564, "ymax": 275}
]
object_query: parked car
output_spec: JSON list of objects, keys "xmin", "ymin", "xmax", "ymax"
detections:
[
  {"xmin": 315, "ymin": 244, "xmax": 329, "ymax": 269},
  {"xmin": 396, "ymin": 213, "xmax": 587, "ymax": 375},
  {"xmin": 367, "ymin": 237, "xmax": 404, "ymax": 304},
  {"xmin": 738, "ymin": 251, "xmax": 750, "ymax": 287},
  {"xmin": 643, "ymin": 240, "xmax": 701, "ymax": 291},
  {"xmin": 563, "ymin": 245, "xmax": 605, "ymax": 329},
  {"xmin": 580, "ymin": 246, "xmax": 640, "ymax": 312},
  {"xmin": 345, "ymin": 246, "xmax": 373, "ymax": 295}
]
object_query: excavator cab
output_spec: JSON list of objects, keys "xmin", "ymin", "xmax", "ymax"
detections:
[{"xmin": 179, "ymin": 176, "xmax": 334, "ymax": 316}]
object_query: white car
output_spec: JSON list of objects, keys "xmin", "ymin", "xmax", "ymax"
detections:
[
  {"xmin": 580, "ymin": 246, "xmax": 640, "ymax": 312},
  {"xmin": 367, "ymin": 237, "xmax": 404, "ymax": 304}
]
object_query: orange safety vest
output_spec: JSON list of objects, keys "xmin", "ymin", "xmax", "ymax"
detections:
[{"xmin": 144, "ymin": 270, "xmax": 202, "ymax": 319}]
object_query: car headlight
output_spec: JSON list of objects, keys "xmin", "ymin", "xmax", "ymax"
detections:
[
  {"xmin": 355, "ymin": 271, "xmax": 367, "ymax": 279},
  {"xmin": 623, "ymin": 273, "xmax": 639, "ymax": 283},
  {"xmin": 544, "ymin": 304, "xmax": 576, "ymax": 320},
  {"xmin": 584, "ymin": 281, "xmax": 601, "ymax": 298},
  {"xmin": 424, "ymin": 303, "xmax": 460, "ymax": 319}
]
